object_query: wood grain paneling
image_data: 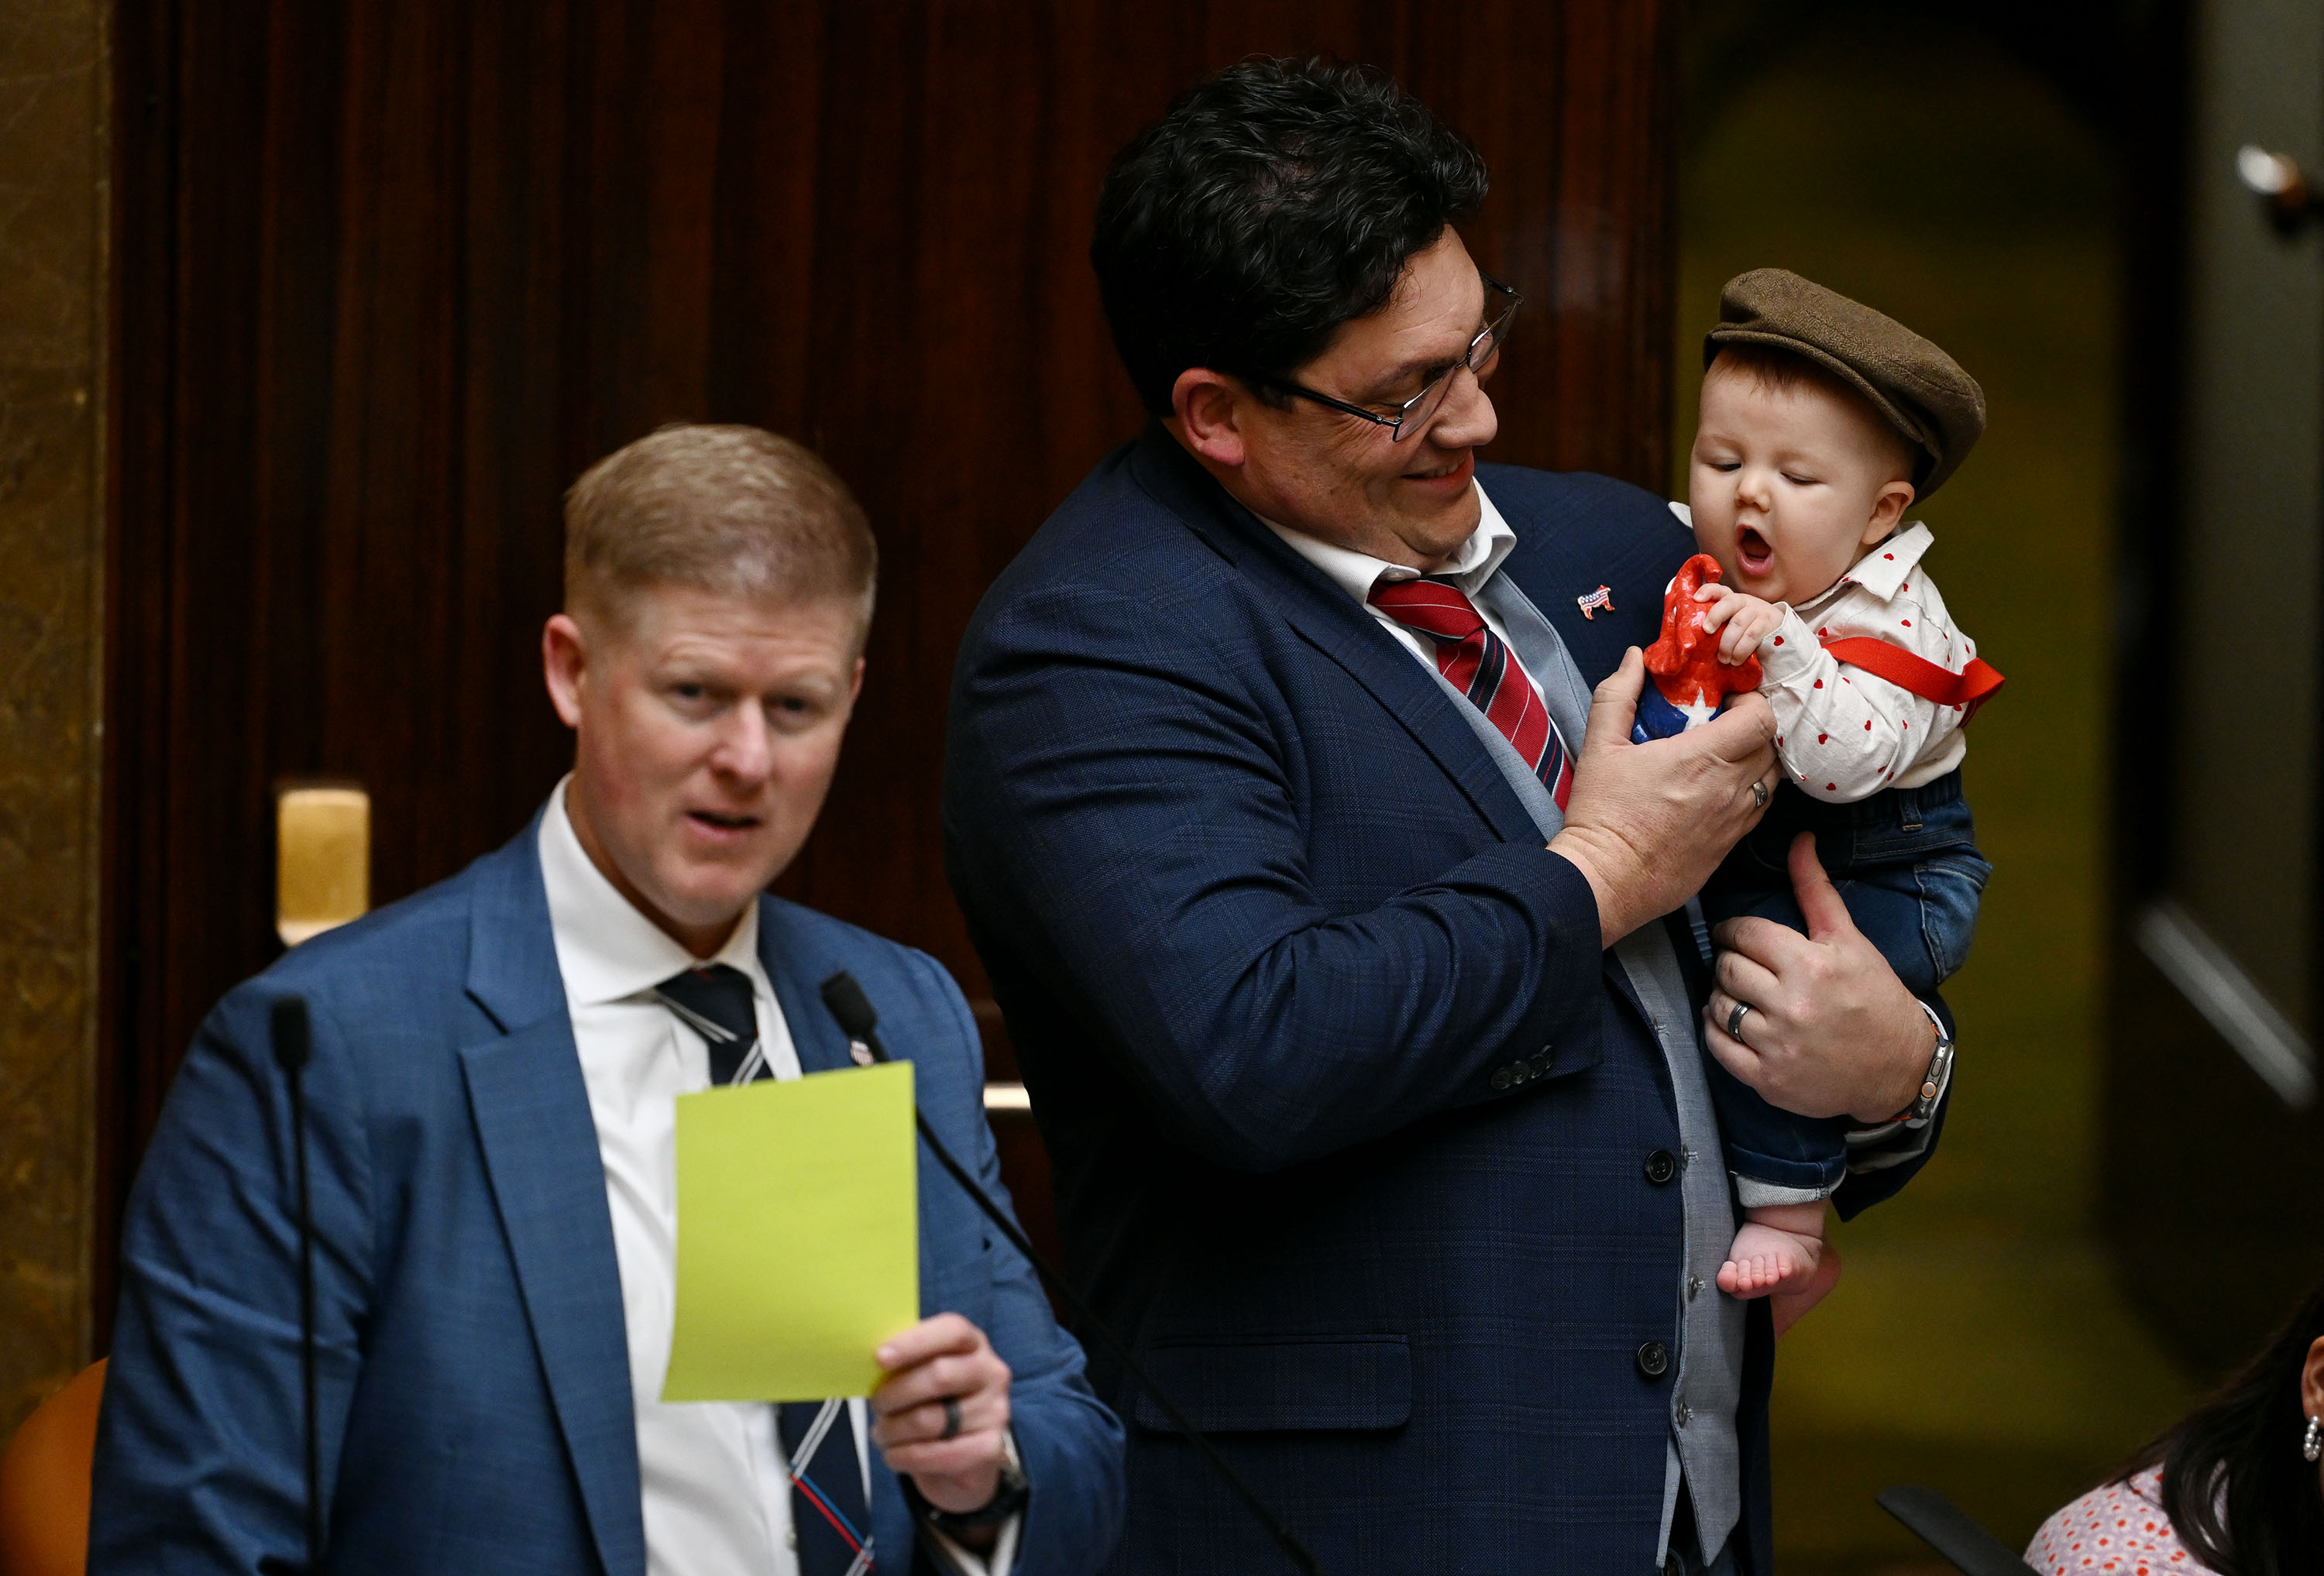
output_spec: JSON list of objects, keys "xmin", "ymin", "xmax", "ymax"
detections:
[{"xmin": 103, "ymin": 0, "xmax": 1676, "ymax": 1330}]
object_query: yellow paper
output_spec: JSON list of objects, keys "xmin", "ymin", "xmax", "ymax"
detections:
[{"xmin": 662, "ymin": 1061, "xmax": 919, "ymax": 1402}]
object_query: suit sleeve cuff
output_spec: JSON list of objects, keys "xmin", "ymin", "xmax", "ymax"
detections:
[{"xmin": 913, "ymin": 1430, "xmax": 1025, "ymax": 1576}]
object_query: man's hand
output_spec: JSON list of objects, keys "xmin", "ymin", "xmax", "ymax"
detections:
[
  {"xmin": 1701, "ymin": 833, "xmax": 1937, "ymax": 1123},
  {"xmin": 1549, "ymin": 647, "xmax": 1780, "ymax": 947},
  {"xmin": 870, "ymin": 1313, "xmax": 1013, "ymax": 1525},
  {"xmin": 1693, "ymin": 583, "xmax": 1786, "ymax": 667}
]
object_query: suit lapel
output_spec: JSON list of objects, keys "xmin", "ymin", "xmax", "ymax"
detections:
[
  {"xmin": 1281, "ymin": 601, "xmax": 1545, "ymax": 844},
  {"xmin": 459, "ymin": 827, "xmax": 647, "ymax": 1576},
  {"xmin": 758, "ymin": 901, "xmax": 857, "ymax": 1076},
  {"xmin": 1128, "ymin": 427, "xmax": 1544, "ymax": 846},
  {"xmin": 1531, "ymin": 572, "xmax": 1635, "ymax": 691},
  {"xmin": 1481, "ymin": 465, "xmax": 1683, "ymax": 695}
]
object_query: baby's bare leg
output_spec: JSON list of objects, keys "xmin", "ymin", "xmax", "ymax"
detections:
[{"xmin": 1717, "ymin": 1199, "xmax": 1829, "ymax": 1300}]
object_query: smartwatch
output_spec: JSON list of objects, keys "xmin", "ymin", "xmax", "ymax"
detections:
[
  {"xmin": 1904, "ymin": 999, "xmax": 1953, "ymax": 1128},
  {"xmin": 906, "ymin": 1440, "xmax": 1030, "ymax": 1536}
]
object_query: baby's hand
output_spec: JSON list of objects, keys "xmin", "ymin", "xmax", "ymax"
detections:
[{"xmin": 1693, "ymin": 584, "xmax": 1786, "ymax": 666}]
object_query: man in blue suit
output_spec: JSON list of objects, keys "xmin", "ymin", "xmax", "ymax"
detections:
[
  {"xmin": 93, "ymin": 425, "xmax": 1122, "ymax": 1575},
  {"xmin": 944, "ymin": 60, "xmax": 1957, "ymax": 1574}
]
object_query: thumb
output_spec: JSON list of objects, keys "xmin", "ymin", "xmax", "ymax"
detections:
[
  {"xmin": 1788, "ymin": 830, "xmax": 1855, "ymax": 940},
  {"xmin": 1583, "ymin": 647, "xmax": 1645, "ymax": 754}
]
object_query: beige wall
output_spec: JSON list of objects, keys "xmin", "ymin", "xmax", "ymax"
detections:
[{"xmin": 0, "ymin": 0, "xmax": 107, "ymax": 1432}]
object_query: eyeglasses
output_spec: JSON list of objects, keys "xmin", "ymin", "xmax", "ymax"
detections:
[{"xmin": 1264, "ymin": 274, "xmax": 1522, "ymax": 442}]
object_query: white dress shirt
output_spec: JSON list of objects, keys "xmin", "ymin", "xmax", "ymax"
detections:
[
  {"xmin": 1264, "ymin": 483, "xmax": 1541, "ymax": 688},
  {"xmin": 1669, "ymin": 505, "xmax": 1976, "ymax": 801},
  {"xmin": 538, "ymin": 779, "xmax": 1016, "ymax": 1576}
]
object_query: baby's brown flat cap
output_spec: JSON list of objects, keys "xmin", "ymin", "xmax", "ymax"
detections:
[{"xmin": 1705, "ymin": 268, "xmax": 1985, "ymax": 498}]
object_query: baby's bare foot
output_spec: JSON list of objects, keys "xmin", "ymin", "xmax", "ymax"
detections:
[
  {"xmin": 1716, "ymin": 1220, "xmax": 1824, "ymax": 1299},
  {"xmin": 1771, "ymin": 1239, "xmax": 1844, "ymax": 1336}
]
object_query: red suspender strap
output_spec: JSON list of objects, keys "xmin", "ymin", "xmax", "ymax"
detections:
[{"xmin": 1818, "ymin": 636, "xmax": 2007, "ymax": 722}]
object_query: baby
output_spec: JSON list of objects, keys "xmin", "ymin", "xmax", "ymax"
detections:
[{"xmin": 1647, "ymin": 270, "xmax": 2002, "ymax": 1312}]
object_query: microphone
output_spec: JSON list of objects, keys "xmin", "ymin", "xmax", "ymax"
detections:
[
  {"xmin": 270, "ymin": 996, "xmax": 325, "ymax": 1571},
  {"xmin": 819, "ymin": 973, "xmax": 1323, "ymax": 1576}
]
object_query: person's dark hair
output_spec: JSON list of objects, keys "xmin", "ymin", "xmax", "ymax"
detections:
[
  {"xmin": 2121, "ymin": 1272, "xmax": 2324, "ymax": 1574},
  {"xmin": 1091, "ymin": 56, "xmax": 1489, "ymax": 417}
]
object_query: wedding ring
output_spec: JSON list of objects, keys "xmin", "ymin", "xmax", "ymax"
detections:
[
  {"xmin": 1726, "ymin": 1001, "xmax": 1754, "ymax": 1040},
  {"xmin": 1751, "ymin": 779, "xmax": 1769, "ymax": 809},
  {"xmin": 940, "ymin": 1396, "xmax": 963, "ymax": 1440}
]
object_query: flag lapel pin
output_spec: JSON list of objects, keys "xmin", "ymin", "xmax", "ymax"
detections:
[{"xmin": 1576, "ymin": 585, "xmax": 1614, "ymax": 620}]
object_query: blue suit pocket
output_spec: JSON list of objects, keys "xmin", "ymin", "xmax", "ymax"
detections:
[{"xmin": 1130, "ymin": 1337, "xmax": 1411, "ymax": 1433}]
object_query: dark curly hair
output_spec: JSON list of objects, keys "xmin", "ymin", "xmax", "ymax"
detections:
[
  {"xmin": 1091, "ymin": 56, "xmax": 1490, "ymax": 417},
  {"xmin": 2122, "ymin": 1271, "xmax": 2324, "ymax": 1574}
]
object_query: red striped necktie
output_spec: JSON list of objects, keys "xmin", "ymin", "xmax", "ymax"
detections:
[{"xmin": 1368, "ymin": 575, "xmax": 1574, "ymax": 809}]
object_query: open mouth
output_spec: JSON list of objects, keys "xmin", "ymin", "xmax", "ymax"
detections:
[
  {"xmin": 686, "ymin": 809, "xmax": 761, "ymax": 835},
  {"xmin": 1735, "ymin": 525, "xmax": 1776, "ymax": 577}
]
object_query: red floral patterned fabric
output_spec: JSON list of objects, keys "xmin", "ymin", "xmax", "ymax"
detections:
[{"xmin": 2025, "ymin": 1468, "xmax": 2212, "ymax": 1574}]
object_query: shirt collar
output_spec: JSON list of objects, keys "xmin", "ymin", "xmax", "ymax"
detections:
[
  {"xmin": 1262, "ymin": 481, "xmax": 1517, "ymax": 606},
  {"xmin": 1825, "ymin": 521, "xmax": 1934, "ymax": 604},
  {"xmin": 538, "ymin": 775, "xmax": 763, "ymax": 1008}
]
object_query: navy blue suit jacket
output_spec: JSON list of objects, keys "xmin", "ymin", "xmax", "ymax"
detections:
[
  {"xmin": 943, "ymin": 427, "xmax": 1944, "ymax": 1574},
  {"xmin": 91, "ymin": 812, "xmax": 1123, "ymax": 1575}
]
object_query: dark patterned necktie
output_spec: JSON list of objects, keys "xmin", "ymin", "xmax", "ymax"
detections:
[
  {"xmin": 1369, "ymin": 575, "xmax": 1574, "ymax": 808},
  {"xmin": 653, "ymin": 965, "xmax": 876, "ymax": 1574},
  {"xmin": 653, "ymin": 964, "xmax": 765, "ymax": 1086}
]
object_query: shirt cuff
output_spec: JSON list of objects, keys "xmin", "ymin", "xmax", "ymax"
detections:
[
  {"xmin": 926, "ymin": 1516, "xmax": 1021, "ymax": 1576},
  {"xmin": 1734, "ymin": 1176, "xmax": 1837, "ymax": 1207},
  {"xmin": 1753, "ymin": 607, "xmax": 1820, "ymax": 682},
  {"xmin": 914, "ymin": 1430, "xmax": 1024, "ymax": 1576}
]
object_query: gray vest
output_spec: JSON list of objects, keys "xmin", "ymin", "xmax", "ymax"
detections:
[{"xmin": 1416, "ymin": 574, "xmax": 1745, "ymax": 1567}]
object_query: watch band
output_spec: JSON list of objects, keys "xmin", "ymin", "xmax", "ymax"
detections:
[
  {"xmin": 1905, "ymin": 998, "xmax": 1953, "ymax": 1128},
  {"xmin": 904, "ymin": 1439, "xmax": 1030, "ymax": 1535}
]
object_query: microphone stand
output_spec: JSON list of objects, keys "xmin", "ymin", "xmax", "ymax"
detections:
[
  {"xmin": 1877, "ymin": 1485, "xmax": 2040, "ymax": 1575},
  {"xmin": 819, "ymin": 973, "xmax": 1323, "ymax": 1576},
  {"xmin": 270, "ymin": 996, "xmax": 325, "ymax": 1571}
]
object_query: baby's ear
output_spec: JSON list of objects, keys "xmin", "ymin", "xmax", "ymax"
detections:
[{"xmin": 1862, "ymin": 479, "xmax": 1916, "ymax": 545}]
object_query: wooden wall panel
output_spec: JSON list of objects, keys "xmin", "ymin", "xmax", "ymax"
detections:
[{"xmin": 104, "ymin": 0, "xmax": 1676, "ymax": 1324}]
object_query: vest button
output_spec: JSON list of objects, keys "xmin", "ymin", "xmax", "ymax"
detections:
[
  {"xmin": 1643, "ymin": 1149, "xmax": 1677, "ymax": 1185},
  {"xmin": 1635, "ymin": 1341, "xmax": 1670, "ymax": 1379}
]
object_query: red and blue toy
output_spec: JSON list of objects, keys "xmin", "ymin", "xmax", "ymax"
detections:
[{"xmin": 1632, "ymin": 553, "xmax": 1762, "ymax": 741}]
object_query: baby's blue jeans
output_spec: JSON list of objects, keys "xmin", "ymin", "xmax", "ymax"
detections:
[{"xmin": 1698, "ymin": 768, "xmax": 1989, "ymax": 1195}]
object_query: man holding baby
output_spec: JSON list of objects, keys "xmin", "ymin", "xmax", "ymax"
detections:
[{"xmin": 944, "ymin": 57, "xmax": 1957, "ymax": 1575}]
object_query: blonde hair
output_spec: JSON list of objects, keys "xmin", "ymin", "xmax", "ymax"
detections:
[{"xmin": 564, "ymin": 424, "xmax": 878, "ymax": 638}]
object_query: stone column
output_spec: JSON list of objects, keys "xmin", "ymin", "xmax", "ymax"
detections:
[{"xmin": 0, "ymin": 0, "xmax": 107, "ymax": 1433}]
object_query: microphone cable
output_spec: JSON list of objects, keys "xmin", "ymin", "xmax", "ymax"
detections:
[
  {"xmin": 819, "ymin": 971, "xmax": 1323, "ymax": 1576},
  {"xmin": 270, "ymin": 996, "xmax": 326, "ymax": 1571}
]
